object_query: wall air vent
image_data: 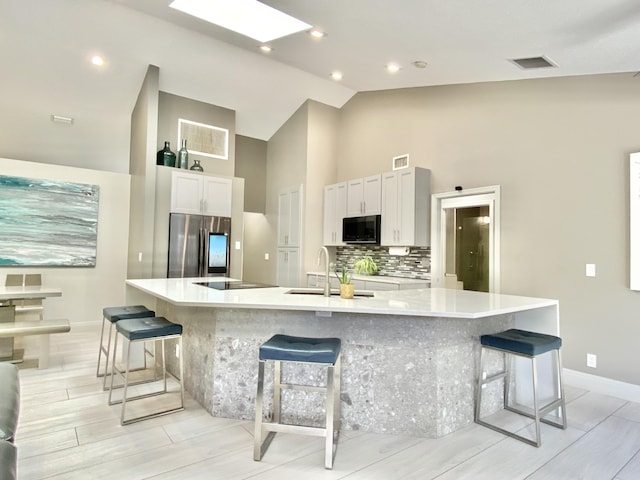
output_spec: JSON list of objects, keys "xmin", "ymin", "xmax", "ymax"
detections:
[
  {"xmin": 509, "ymin": 56, "xmax": 557, "ymax": 70},
  {"xmin": 392, "ymin": 154, "xmax": 409, "ymax": 170},
  {"xmin": 178, "ymin": 118, "xmax": 229, "ymax": 160}
]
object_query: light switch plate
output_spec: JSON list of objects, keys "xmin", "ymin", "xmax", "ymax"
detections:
[
  {"xmin": 586, "ymin": 264, "xmax": 596, "ymax": 277},
  {"xmin": 264, "ymin": 253, "xmax": 269, "ymax": 260}
]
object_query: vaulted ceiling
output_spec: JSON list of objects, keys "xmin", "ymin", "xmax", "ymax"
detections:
[{"xmin": 2, "ymin": 0, "xmax": 639, "ymax": 144}]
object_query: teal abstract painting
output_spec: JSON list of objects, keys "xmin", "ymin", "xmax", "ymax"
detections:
[{"xmin": 0, "ymin": 175, "xmax": 99, "ymax": 266}]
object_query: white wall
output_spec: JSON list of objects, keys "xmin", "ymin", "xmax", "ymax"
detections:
[{"xmin": 0, "ymin": 158, "xmax": 131, "ymax": 324}]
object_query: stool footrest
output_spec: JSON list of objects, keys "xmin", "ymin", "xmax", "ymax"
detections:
[
  {"xmin": 262, "ymin": 422, "xmax": 328, "ymax": 437},
  {"xmin": 482, "ymin": 371, "xmax": 508, "ymax": 384},
  {"xmin": 505, "ymin": 398, "xmax": 566, "ymax": 426},
  {"xmin": 122, "ymin": 406, "xmax": 184, "ymax": 425},
  {"xmin": 475, "ymin": 418, "xmax": 541, "ymax": 447},
  {"xmin": 279, "ymin": 383, "xmax": 327, "ymax": 393}
]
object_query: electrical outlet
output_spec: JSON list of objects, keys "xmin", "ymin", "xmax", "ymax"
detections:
[
  {"xmin": 264, "ymin": 253, "xmax": 269, "ymax": 260},
  {"xmin": 175, "ymin": 344, "xmax": 180, "ymax": 359},
  {"xmin": 586, "ymin": 264, "xmax": 596, "ymax": 277},
  {"xmin": 587, "ymin": 353, "xmax": 597, "ymax": 368}
]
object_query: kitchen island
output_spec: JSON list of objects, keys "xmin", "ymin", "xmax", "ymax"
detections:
[{"xmin": 126, "ymin": 277, "xmax": 559, "ymax": 438}]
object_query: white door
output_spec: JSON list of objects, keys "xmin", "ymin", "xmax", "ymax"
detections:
[{"xmin": 431, "ymin": 187, "xmax": 500, "ymax": 293}]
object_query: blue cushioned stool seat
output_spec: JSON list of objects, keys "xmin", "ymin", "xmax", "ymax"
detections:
[
  {"xmin": 475, "ymin": 328, "xmax": 567, "ymax": 447},
  {"xmin": 259, "ymin": 334, "xmax": 341, "ymax": 364},
  {"xmin": 108, "ymin": 316, "xmax": 184, "ymax": 425},
  {"xmin": 255, "ymin": 334, "xmax": 342, "ymax": 469},
  {"xmin": 116, "ymin": 317, "xmax": 182, "ymax": 341},
  {"xmin": 103, "ymin": 305, "xmax": 155, "ymax": 323},
  {"xmin": 481, "ymin": 329, "xmax": 561, "ymax": 357}
]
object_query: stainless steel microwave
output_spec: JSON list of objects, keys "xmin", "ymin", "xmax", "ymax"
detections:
[{"xmin": 342, "ymin": 215, "xmax": 381, "ymax": 244}]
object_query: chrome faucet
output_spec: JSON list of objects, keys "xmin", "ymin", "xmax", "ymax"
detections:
[{"xmin": 317, "ymin": 246, "xmax": 331, "ymax": 297}]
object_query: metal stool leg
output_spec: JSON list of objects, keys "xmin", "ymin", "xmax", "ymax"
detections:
[
  {"xmin": 273, "ymin": 361, "xmax": 281, "ymax": 423},
  {"xmin": 96, "ymin": 317, "xmax": 109, "ymax": 378},
  {"xmin": 325, "ymin": 363, "xmax": 336, "ymax": 469},
  {"xmin": 254, "ymin": 360, "xmax": 265, "ymax": 461},
  {"xmin": 531, "ymin": 356, "xmax": 541, "ymax": 447}
]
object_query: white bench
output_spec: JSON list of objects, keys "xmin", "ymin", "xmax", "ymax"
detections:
[{"xmin": 0, "ymin": 319, "xmax": 70, "ymax": 369}]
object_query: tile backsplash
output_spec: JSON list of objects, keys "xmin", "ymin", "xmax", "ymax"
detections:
[{"xmin": 335, "ymin": 245, "xmax": 430, "ymax": 279}]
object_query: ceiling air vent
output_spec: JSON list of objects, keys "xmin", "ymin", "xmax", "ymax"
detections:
[{"xmin": 509, "ymin": 56, "xmax": 557, "ymax": 70}]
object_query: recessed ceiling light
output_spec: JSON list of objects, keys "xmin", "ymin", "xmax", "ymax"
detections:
[
  {"xmin": 330, "ymin": 71, "xmax": 343, "ymax": 81},
  {"xmin": 169, "ymin": 0, "xmax": 311, "ymax": 42},
  {"xmin": 412, "ymin": 60, "xmax": 427, "ymax": 69},
  {"xmin": 309, "ymin": 28, "xmax": 326, "ymax": 39},
  {"xmin": 91, "ymin": 55, "xmax": 104, "ymax": 66},
  {"xmin": 385, "ymin": 63, "xmax": 401, "ymax": 73},
  {"xmin": 259, "ymin": 45, "xmax": 272, "ymax": 53}
]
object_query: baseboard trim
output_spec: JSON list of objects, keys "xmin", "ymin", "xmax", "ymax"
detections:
[{"xmin": 564, "ymin": 368, "xmax": 640, "ymax": 403}]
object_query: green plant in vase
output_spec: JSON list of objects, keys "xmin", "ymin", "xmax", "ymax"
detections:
[
  {"xmin": 335, "ymin": 266, "xmax": 354, "ymax": 299},
  {"xmin": 354, "ymin": 256, "xmax": 378, "ymax": 275}
]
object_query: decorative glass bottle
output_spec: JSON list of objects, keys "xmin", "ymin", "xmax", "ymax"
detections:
[
  {"xmin": 156, "ymin": 141, "xmax": 176, "ymax": 167},
  {"xmin": 177, "ymin": 139, "xmax": 189, "ymax": 169},
  {"xmin": 189, "ymin": 159, "xmax": 204, "ymax": 172}
]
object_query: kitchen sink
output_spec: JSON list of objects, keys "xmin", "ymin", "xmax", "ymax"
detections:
[{"xmin": 285, "ymin": 288, "xmax": 374, "ymax": 297}]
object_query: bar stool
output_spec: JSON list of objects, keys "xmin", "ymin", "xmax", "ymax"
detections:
[
  {"xmin": 254, "ymin": 334, "xmax": 342, "ymax": 469},
  {"xmin": 475, "ymin": 328, "xmax": 567, "ymax": 447},
  {"xmin": 97, "ymin": 305, "xmax": 155, "ymax": 389},
  {"xmin": 107, "ymin": 316, "xmax": 184, "ymax": 425}
]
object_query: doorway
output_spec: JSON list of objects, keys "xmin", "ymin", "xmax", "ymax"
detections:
[{"xmin": 431, "ymin": 186, "xmax": 501, "ymax": 293}]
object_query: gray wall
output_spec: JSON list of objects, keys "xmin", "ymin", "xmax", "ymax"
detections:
[
  {"xmin": 263, "ymin": 103, "xmax": 309, "ymax": 285},
  {"xmin": 235, "ymin": 135, "xmax": 267, "ymax": 214},
  {"xmin": 158, "ymin": 92, "xmax": 236, "ymax": 177},
  {"xmin": 128, "ymin": 65, "xmax": 159, "ymax": 279},
  {"xmin": 336, "ymin": 72, "xmax": 640, "ymax": 385}
]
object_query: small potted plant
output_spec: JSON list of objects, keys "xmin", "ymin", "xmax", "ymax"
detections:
[
  {"xmin": 354, "ymin": 256, "xmax": 378, "ymax": 275},
  {"xmin": 335, "ymin": 266, "xmax": 354, "ymax": 299}
]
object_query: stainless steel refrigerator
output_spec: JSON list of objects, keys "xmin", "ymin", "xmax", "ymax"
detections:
[{"xmin": 167, "ymin": 213, "xmax": 231, "ymax": 278}]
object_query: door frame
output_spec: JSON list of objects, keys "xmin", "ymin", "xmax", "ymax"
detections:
[{"xmin": 431, "ymin": 185, "xmax": 501, "ymax": 293}]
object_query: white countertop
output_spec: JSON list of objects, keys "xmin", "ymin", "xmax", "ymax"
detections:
[
  {"xmin": 306, "ymin": 272, "xmax": 430, "ymax": 284},
  {"xmin": 126, "ymin": 277, "xmax": 557, "ymax": 319}
]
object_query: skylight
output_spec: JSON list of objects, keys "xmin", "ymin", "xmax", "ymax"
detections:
[{"xmin": 169, "ymin": 0, "xmax": 311, "ymax": 42}]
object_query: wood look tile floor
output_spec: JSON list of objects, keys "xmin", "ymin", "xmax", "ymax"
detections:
[{"xmin": 12, "ymin": 322, "xmax": 640, "ymax": 479}]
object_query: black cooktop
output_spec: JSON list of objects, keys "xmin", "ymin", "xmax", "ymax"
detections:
[{"xmin": 194, "ymin": 281, "xmax": 276, "ymax": 290}]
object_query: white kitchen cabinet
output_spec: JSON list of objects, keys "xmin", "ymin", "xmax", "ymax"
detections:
[
  {"xmin": 278, "ymin": 186, "xmax": 301, "ymax": 247},
  {"xmin": 277, "ymin": 248, "xmax": 300, "ymax": 287},
  {"xmin": 346, "ymin": 174, "xmax": 381, "ymax": 217},
  {"xmin": 323, "ymin": 182, "xmax": 347, "ymax": 245},
  {"xmin": 381, "ymin": 167, "xmax": 430, "ymax": 246},
  {"xmin": 170, "ymin": 171, "xmax": 232, "ymax": 217}
]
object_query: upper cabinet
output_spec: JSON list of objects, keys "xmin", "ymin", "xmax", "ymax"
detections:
[
  {"xmin": 346, "ymin": 174, "xmax": 381, "ymax": 217},
  {"xmin": 323, "ymin": 182, "xmax": 347, "ymax": 246},
  {"xmin": 381, "ymin": 167, "xmax": 431, "ymax": 246},
  {"xmin": 278, "ymin": 186, "xmax": 302, "ymax": 247},
  {"xmin": 170, "ymin": 171, "xmax": 232, "ymax": 217}
]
